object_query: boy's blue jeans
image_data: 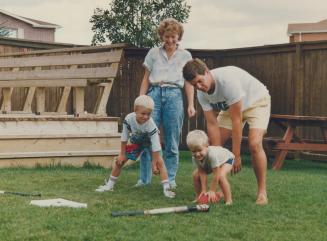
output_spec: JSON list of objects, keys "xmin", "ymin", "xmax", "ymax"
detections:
[{"xmin": 138, "ymin": 86, "xmax": 184, "ymax": 185}]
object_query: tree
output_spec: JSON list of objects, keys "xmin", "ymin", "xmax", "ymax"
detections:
[{"xmin": 90, "ymin": 0, "xmax": 191, "ymax": 48}]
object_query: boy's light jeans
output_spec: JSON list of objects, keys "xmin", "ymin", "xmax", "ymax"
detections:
[{"xmin": 138, "ymin": 86, "xmax": 184, "ymax": 186}]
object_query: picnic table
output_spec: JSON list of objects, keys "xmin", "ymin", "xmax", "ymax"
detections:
[{"xmin": 269, "ymin": 114, "xmax": 327, "ymax": 170}]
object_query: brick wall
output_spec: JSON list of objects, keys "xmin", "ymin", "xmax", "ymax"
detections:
[{"xmin": 290, "ymin": 32, "xmax": 327, "ymax": 43}]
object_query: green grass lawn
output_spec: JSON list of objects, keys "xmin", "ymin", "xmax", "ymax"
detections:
[{"xmin": 0, "ymin": 152, "xmax": 326, "ymax": 241}]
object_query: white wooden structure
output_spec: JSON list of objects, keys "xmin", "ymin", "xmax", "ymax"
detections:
[{"xmin": 0, "ymin": 44, "xmax": 125, "ymax": 167}]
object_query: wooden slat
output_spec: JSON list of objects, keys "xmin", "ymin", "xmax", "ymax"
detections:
[
  {"xmin": 0, "ymin": 115, "xmax": 119, "ymax": 121},
  {"xmin": 0, "ymin": 79, "xmax": 87, "ymax": 87},
  {"xmin": 271, "ymin": 114, "xmax": 327, "ymax": 122},
  {"xmin": 0, "ymin": 133, "xmax": 120, "ymax": 139},
  {"xmin": 0, "ymin": 44, "xmax": 126, "ymax": 57},
  {"xmin": 322, "ymin": 127, "xmax": 327, "ymax": 142},
  {"xmin": 73, "ymin": 87, "xmax": 84, "ymax": 115},
  {"xmin": 38, "ymin": 111, "xmax": 68, "ymax": 116},
  {"xmin": 94, "ymin": 82, "xmax": 113, "ymax": 115},
  {"xmin": 1, "ymin": 87, "xmax": 13, "ymax": 112},
  {"xmin": 0, "ymin": 150, "xmax": 120, "ymax": 159},
  {"xmin": 274, "ymin": 143, "xmax": 327, "ymax": 151},
  {"xmin": 36, "ymin": 87, "xmax": 45, "ymax": 113},
  {"xmin": 272, "ymin": 125, "xmax": 295, "ymax": 170},
  {"xmin": 56, "ymin": 87, "xmax": 71, "ymax": 113},
  {"xmin": 23, "ymin": 87, "xmax": 36, "ymax": 112},
  {"xmin": 0, "ymin": 67, "xmax": 118, "ymax": 81},
  {"xmin": 0, "ymin": 156, "xmax": 118, "ymax": 168},
  {"xmin": 0, "ymin": 51, "xmax": 122, "ymax": 68}
]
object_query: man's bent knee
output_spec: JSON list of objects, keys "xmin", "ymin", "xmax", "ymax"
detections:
[{"xmin": 248, "ymin": 140, "xmax": 264, "ymax": 154}]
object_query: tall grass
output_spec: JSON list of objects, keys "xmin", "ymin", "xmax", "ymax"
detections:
[{"xmin": 0, "ymin": 152, "xmax": 326, "ymax": 241}]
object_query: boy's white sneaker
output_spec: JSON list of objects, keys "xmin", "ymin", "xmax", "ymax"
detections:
[
  {"xmin": 95, "ymin": 184, "xmax": 114, "ymax": 192},
  {"xmin": 169, "ymin": 182, "xmax": 177, "ymax": 190},
  {"xmin": 164, "ymin": 189, "xmax": 176, "ymax": 198}
]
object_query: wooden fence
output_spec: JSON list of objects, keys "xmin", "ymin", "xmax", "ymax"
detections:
[
  {"xmin": 1, "ymin": 37, "xmax": 327, "ymax": 150},
  {"xmin": 115, "ymin": 42, "xmax": 327, "ymax": 149}
]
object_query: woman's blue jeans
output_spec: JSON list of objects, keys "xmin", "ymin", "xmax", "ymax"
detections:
[{"xmin": 139, "ymin": 86, "xmax": 184, "ymax": 185}]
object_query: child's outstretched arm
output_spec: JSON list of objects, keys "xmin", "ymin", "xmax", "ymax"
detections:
[
  {"xmin": 152, "ymin": 151, "xmax": 171, "ymax": 181},
  {"xmin": 151, "ymin": 151, "xmax": 161, "ymax": 175},
  {"xmin": 198, "ymin": 167, "xmax": 208, "ymax": 195},
  {"xmin": 116, "ymin": 141, "xmax": 127, "ymax": 166},
  {"xmin": 207, "ymin": 167, "xmax": 220, "ymax": 202}
]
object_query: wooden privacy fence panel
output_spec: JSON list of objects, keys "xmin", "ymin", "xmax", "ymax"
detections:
[
  {"xmin": 1, "ymin": 39, "xmax": 326, "ymax": 152},
  {"xmin": 0, "ymin": 44, "xmax": 125, "ymax": 116},
  {"xmin": 217, "ymin": 49, "xmax": 296, "ymax": 116},
  {"xmin": 302, "ymin": 48, "xmax": 327, "ymax": 140},
  {"xmin": 117, "ymin": 43, "xmax": 327, "ymax": 149},
  {"xmin": 216, "ymin": 42, "xmax": 327, "ymax": 142}
]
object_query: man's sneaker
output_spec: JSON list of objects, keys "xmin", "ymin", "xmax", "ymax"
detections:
[
  {"xmin": 95, "ymin": 184, "xmax": 114, "ymax": 192},
  {"xmin": 164, "ymin": 189, "xmax": 176, "ymax": 198}
]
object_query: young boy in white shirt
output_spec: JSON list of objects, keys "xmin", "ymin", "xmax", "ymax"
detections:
[
  {"xmin": 95, "ymin": 95, "xmax": 175, "ymax": 198},
  {"xmin": 186, "ymin": 130, "xmax": 234, "ymax": 205}
]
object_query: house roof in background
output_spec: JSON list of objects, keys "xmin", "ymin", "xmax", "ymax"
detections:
[
  {"xmin": 0, "ymin": 9, "xmax": 61, "ymax": 29},
  {"xmin": 288, "ymin": 19, "xmax": 327, "ymax": 36}
]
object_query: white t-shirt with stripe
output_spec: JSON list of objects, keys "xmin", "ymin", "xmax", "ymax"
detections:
[
  {"xmin": 197, "ymin": 66, "xmax": 269, "ymax": 112},
  {"xmin": 121, "ymin": 112, "xmax": 161, "ymax": 152}
]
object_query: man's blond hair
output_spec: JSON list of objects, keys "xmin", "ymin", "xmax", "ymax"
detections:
[
  {"xmin": 134, "ymin": 95, "xmax": 154, "ymax": 110},
  {"xmin": 186, "ymin": 130, "xmax": 209, "ymax": 148}
]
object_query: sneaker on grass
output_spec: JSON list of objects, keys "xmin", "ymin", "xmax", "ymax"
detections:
[
  {"xmin": 169, "ymin": 182, "xmax": 177, "ymax": 190},
  {"xmin": 133, "ymin": 180, "xmax": 148, "ymax": 188},
  {"xmin": 164, "ymin": 189, "xmax": 176, "ymax": 198},
  {"xmin": 95, "ymin": 184, "xmax": 114, "ymax": 192}
]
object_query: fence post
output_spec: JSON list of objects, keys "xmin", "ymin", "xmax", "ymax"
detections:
[{"xmin": 294, "ymin": 43, "xmax": 304, "ymax": 116}]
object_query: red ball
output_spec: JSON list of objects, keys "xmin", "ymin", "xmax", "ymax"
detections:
[
  {"xmin": 197, "ymin": 193, "xmax": 209, "ymax": 204},
  {"xmin": 197, "ymin": 192, "xmax": 223, "ymax": 204}
]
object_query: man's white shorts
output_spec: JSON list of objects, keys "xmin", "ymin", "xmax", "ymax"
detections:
[{"xmin": 217, "ymin": 95, "xmax": 271, "ymax": 130}]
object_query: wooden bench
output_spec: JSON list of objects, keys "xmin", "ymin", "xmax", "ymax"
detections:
[
  {"xmin": 268, "ymin": 114, "xmax": 327, "ymax": 170},
  {"xmin": 0, "ymin": 44, "xmax": 125, "ymax": 116},
  {"xmin": 0, "ymin": 44, "xmax": 126, "ymax": 167}
]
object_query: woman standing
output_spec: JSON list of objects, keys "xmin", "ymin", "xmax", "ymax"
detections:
[{"xmin": 137, "ymin": 18, "xmax": 195, "ymax": 188}]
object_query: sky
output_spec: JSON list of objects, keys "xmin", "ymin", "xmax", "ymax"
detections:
[{"xmin": 1, "ymin": 0, "xmax": 327, "ymax": 49}]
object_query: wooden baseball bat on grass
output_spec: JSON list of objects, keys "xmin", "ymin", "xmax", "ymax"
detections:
[
  {"xmin": 0, "ymin": 190, "xmax": 41, "ymax": 197},
  {"xmin": 112, "ymin": 204, "xmax": 210, "ymax": 217}
]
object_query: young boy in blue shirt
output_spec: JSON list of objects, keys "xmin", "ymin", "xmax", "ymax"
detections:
[{"xmin": 95, "ymin": 95, "xmax": 175, "ymax": 198}]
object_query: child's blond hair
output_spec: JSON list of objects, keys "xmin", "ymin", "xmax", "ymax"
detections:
[
  {"xmin": 134, "ymin": 95, "xmax": 154, "ymax": 110},
  {"xmin": 186, "ymin": 130, "xmax": 209, "ymax": 149}
]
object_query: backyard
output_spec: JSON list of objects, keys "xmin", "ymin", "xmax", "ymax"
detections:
[{"xmin": 0, "ymin": 152, "xmax": 326, "ymax": 241}]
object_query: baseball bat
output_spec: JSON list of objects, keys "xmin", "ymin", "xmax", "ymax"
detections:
[
  {"xmin": 0, "ymin": 190, "xmax": 41, "ymax": 197},
  {"xmin": 112, "ymin": 204, "xmax": 210, "ymax": 217}
]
